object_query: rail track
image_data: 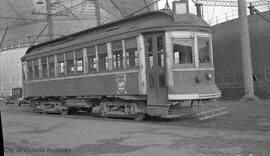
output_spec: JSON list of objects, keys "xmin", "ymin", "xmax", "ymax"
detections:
[{"xmin": 1, "ymin": 100, "xmax": 270, "ymax": 132}]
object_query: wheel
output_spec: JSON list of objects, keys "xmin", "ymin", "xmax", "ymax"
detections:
[
  {"xmin": 61, "ymin": 109, "xmax": 68, "ymax": 115},
  {"xmin": 86, "ymin": 107, "xmax": 93, "ymax": 113},
  {"xmin": 134, "ymin": 113, "xmax": 146, "ymax": 121},
  {"xmin": 67, "ymin": 108, "xmax": 77, "ymax": 115},
  {"xmin": 39, "ymin": 109, "xmax": 45, "ymax": 114},
  {"xmin": 15, "ymin": 99, "xmax": 20, "ymax": 106}
]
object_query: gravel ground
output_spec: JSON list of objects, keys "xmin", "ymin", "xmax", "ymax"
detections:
[{"xmin": 1, "ymin": 100, "xmax": 270, "ymax": 156}]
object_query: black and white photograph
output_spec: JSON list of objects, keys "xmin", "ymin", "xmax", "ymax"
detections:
[{"xmin": 0, "ymin": 0, "xmax": 270, "ymax": 155}]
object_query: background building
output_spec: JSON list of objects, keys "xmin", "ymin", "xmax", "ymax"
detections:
[
  {"xmin": 213, "ymin": 11, "xmax": 270, "ymax": 99},
  {"xmin": 0, "ymin": 0, "xmax": 156, "ymax": 97}
]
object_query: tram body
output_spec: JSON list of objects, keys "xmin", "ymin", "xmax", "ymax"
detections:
[{"xmin": 21, "ymin": 3, "xmax": 222, "ymax": 120}]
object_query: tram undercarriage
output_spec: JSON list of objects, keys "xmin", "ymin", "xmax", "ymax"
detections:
[{"xmin": 30, "ymin": 96, "xmax": 228, "ymax": 121}]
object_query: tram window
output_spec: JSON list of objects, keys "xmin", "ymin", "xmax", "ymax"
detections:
[
  {"xmin": 27, "ymin": 60, "xmax": 33, "ymax": 80},
  {"xmin": 57, "ymin": 53, "xmax": 65, "ymax": 77},
  {"xmin": 158, "ymin": 53, "xmax": 165, "ymax": 67},
  {"xmin": 98, "ymin": 54, "xmax": 108, "ymax": 71},
  {"xmin": 22, "ymin": 63, "xmax": 26, "ymax": 81},
  {"xmin": 157, "ymin": 36, "xmax": 164, "ymax": 52},
  {"xmin": 75, "ymin": 49, "xmax": 84, "ymax": 75},
  {"xmin": 48, "ymin": 56, "xmax": 55, "ymax": 78},
  {"xmin": 172, "ymin": 39, "xmax": 193, "ymax": 65},
  {"xmin": 159, "ymin": 74, "xmax": 166, "ymax": 87},
  {"xmin": 198, "ymin": 38, "xmax": 211, "ymax": 66},
  {"xmin": 112, "ymin": 40, "xmax": 123, "ymax": 70},
  {"xmin": 97, "ymin": 44, "xmax": 108, "ymax": 71},
  {"xmin": 125, "ymin": 38, "xmax": 138, "ymax": 68},
  {"xmin": 149, "ymin": 73, "xmax": 155, "ymax": 88},
  {"xmin": 76, "ymin": 59, "xmax": 83, "ymax": 74},
  {"xmin": 41, "ymin": 57, "xmax": 48, "ymax": 78},
  {"xmin": 66, "ymin": 51, "xmax": 75, "ymax": 76},
  {"xmin": 113, "ymin": 51, "xmax": 123, "ymax": 69},
  {"xmin": 87, "ymin": 46, "xmax": 97, "ymax": 73},
  {"xmin": 33, "ymin": 59, "xmax": 40, "ymax": 79},
  {"xmin": 88, "ymin": 56, "xmax": 97, "ymax": 72},
  {"xmin": 126, "ymin": 49, "xmax": 138, "ymax": 67},
  {"xmin": 147, "ymin": 37, "xmax": 153, "ymax": 52},
  {"xmin": 148, "ymin": 53, "xmax": 154, "ymax": 68}
]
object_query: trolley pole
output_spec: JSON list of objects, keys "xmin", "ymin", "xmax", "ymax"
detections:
[
  {"xmin": 95, "ymin": 0, "xmax": 101, "ymax": 26},
  {"xmin": 238, "ymin": 0, "xmax": 259, "ymax": 102},
  {"xmin": 45, "ymin": 0, "xmax": 54, "ymax": 40}
]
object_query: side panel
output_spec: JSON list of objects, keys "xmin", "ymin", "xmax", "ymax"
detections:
[
  {"xmin": 25, "ymin": 71, "xmax": 140, "ymax": 97},
  {"xmin": 169, "ymin": 69, "xmax": 220, "ymax": 99}
]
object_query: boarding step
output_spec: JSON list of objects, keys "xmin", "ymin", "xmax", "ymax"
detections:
[{"xmin": 196, "ymin": 107, "xmax": 229, "ymax": 121}]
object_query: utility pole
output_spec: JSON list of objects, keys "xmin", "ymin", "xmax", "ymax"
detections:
[
  {"xmin": 238, "ymin": 0, "xmax": 259, "ymax": 102},
  {"xmin": 95, "ymin": 0, "xmax": 101, "ymax": 26},
  {"xmin": 0, "ymin": 111, "xmax": 3, "ymax": 156},
  {"xmin": 45, "ymin": 0, "xmax": 54, "ymax": 40},
  {"xmin": 0, "ymin": 0, "xmax": 1, "ymax": 30}
]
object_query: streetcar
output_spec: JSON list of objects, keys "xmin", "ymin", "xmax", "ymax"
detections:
[{"xmin": 21, "ymin": 1, "xmax": 227, "ymax": 120}]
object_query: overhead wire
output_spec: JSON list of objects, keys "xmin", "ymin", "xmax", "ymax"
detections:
[
  {"xmin": 209, "ymin": 0, "xmax": 217, "ymax": 25},
  {"xmin": 0, "ymin": 16, "xmax": 46, "ymax": 21},
  {"xmin": 1, "ymin": 0, "xmax": 93, "ymax": 30}
]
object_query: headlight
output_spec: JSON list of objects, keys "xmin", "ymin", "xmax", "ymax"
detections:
[{"xmin": 206, "ymin": 72, "xmax": 213, "ymax": 80}]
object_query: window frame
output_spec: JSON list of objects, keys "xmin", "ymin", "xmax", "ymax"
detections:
[
  {"xmin": 33, "ymin": 58, "xmax": 40, "ymax": 80},
  {"xmin": 57, "ymin": 53, "xmax": 65, "ymax": 77},
  {"xmin": 75, "ymin": 49, "xmax": 84, "ymax": 75},
  {"xmin": 87, "ymin": 55, "xmax": 97, "ymax": 73},
  {"xmin": 41, "ymin": 56, "xmax": 49, "ymax": 79},
  {"xmin": 97, "ymin": 43, "xmax": 109, "ymax": 72},
  {"xmin": 197, "ymin": 36, "xmax": 212, "ymax": 68},
  {"xmin": 125, "ymin": 37, "xmax": 138, "ymax": 69},
  {"xmin": 48, "ymin": 55, "xmax": 55, "ymax": 78},
  {"xmin": 27, "ymin": 60, "xmax": 34, "ymax": 80},
  {"xmin": 86, "ymin": 46, "xmax": 97, "ymax": 73},
  {"xmin": 172, "ymin": 38, "xmax": 195, "ymax": 68},
  {"xmin": 65, "ymin": 51, "xmax": 75, "ymax": 76},
  {"xmin": 111, "ymin": 40, "xmax": 124, "ymax": 70},
  {"xmin": 171, "ymin": 31, "xmax": 213, "ymax": 69}
]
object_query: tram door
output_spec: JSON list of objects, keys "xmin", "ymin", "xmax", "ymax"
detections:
[{"xmin": 144, "ymin": 33, "xmax": 168, "ymax": 105}]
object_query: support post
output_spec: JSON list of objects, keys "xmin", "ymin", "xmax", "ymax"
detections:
[
  {"xmin": 45, "ymin": 0, "xmax": 54, "ymax": 40},
  {"xmin": 0, "ymin": 111, "xmax": 3, "ymax": 155},
  {"xmin": 238, "ymin": 0, "xmax": 259, "ymax": 102},
  {"xmin": 0, "ymin": 0, "xmax": 1, "ymax": 30}
]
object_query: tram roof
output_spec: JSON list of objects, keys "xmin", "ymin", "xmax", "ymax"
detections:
[{"xmin": 23, "ymin": 10, "xmax": 210, "ymax": 60}]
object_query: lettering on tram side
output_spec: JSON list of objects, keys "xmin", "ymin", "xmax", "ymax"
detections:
[{"xmin": 116, "ymin": 74, "xmax": 127, "ymax": 94}]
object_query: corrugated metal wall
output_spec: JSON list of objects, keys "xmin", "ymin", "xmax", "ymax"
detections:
[{"xmin": 213, "ymin": 11, "xmax": 270, "ymax": 99}]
